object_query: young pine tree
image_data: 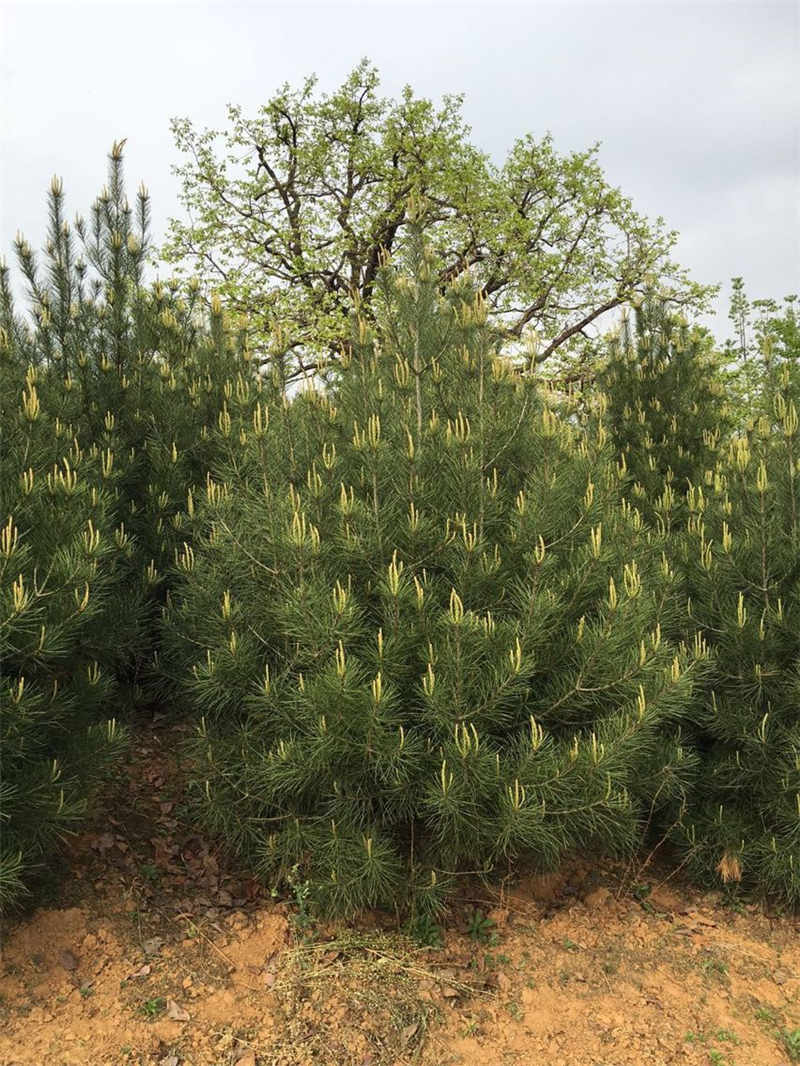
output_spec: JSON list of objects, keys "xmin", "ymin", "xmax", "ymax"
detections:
[
  {"xmin": 0, "ymin": 348, "xmax": 128, "ymax": 910},
  {"xmin": 598, "ymin": 296, "xmax": 730, "ymax": 533},
  {"xmin": 166, "ymin": 226, "xmax": 706, "ymax": 918},
  {"xmin": 1, "ymin": 145, "xmax": 256, "ymax": 700},
  {"xmin": 675, "ymin": 358, "xmax": 800, "ymax": 906}
]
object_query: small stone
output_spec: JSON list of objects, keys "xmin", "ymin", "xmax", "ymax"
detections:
[
  {"xmin": 59, "ymin": 950, "xmax": 79, "ymax": 971},
  {"xmin": 584, "ymin": 887, "xmax": 612, "ymax": 910}
]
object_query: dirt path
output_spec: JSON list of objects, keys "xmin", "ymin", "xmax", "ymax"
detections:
[{"xmin": 1, "ymin": 722, "xmax": 798, "ymax": 1066}]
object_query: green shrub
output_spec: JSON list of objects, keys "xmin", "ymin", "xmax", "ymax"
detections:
[{"xmin": 165, "ymin": 233, "xmax": 706, "ymax": 917}]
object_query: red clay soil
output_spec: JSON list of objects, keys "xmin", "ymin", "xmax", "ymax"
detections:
[{"xmin": 1, "ymin": 722, "xmax": 797, "ymax": 1066}]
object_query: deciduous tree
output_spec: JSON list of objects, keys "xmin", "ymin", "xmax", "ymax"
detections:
[{"xmin": 164, "ymin": 60, "xmax": 713, "ymax": 380}]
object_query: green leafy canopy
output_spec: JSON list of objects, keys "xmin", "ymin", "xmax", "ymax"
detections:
[{"xmin": 164, "ymin": 59, "xmax": 715, "ymax": 380}]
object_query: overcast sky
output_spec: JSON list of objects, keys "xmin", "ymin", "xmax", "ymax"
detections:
[{"xmin": 1, "ymin": 0, "xmax": 798, "ymax": 339}]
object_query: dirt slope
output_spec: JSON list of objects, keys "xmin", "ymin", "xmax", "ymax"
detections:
[{"xmin": 1, "ymin": 723, "xmax": 797, "ymax": 1066}]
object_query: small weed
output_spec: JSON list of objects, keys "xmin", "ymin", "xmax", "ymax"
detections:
[
  {"xmin": 715, "ymin": 1029, "xmax": 740, "ymax": 1045},
  {"xmin": 700, "ymin": 953, "xmax": 729, "ymax": 980},
  {"xmin": 507, "ymin": 1000, "xmax": 523, "ymax": 1021},
  {"xmin": 755, "ymin": 1005, "xmax": 777, "ymax": 1023},
  {"xmin": 138, "ymin": 996, "xmax": 166, "ymax": 1019},
  {"xmin": 138, "ymin": 863, "xmax": 160, "ymax": 884},
  {"xmin": 562, "ymin": 937, "xmax": 580, "ymax": 952},
  {"xmin": 685, "ymin": 1030, "xmax": 707, "ymax": 1044},
  {"xmin": 709, "ymin": 1051, "xmax": 732, "ymax": 1066},
  {"xmin": 721, "ymin": 894, "xmax": 746, "ymax": 916},
  {"xmin": 408, "ymin": 912, "xmax": 443, "ymax": 949},
  {"xmin": 781, "ymin": 1028, "xmax": 800, "ymax": 1062},
  {"xmin": 285, "ymin": 867, "xmax": 319, "ymax": 944},
  {"xmin": 79, "ymin": 984, "xmax": 93, "ymax": 999},
  {"xmin": 632, "ymin": 882, "xmax": 652, "ymax": 901},
  {"xmin": 467, "ymin": 908, "xmax": 497, "ymax": 945}
]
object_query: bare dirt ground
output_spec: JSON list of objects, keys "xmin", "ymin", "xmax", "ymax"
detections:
[{"xmin": 1, "ymin": 721, "xmax": 798, "ymax": 1066}]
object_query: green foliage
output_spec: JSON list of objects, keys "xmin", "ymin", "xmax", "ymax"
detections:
[
  {"xmin": 1, "ymin": 143, "xmax": 258, "ymax": 699},
  {"xmin": 598, "ymin": 295, "xmax": 730, "ymax": 530},
  {"xmin": 165, "ymin": 229, "xmax": 705, "ymax": 917},
  {"xmin": 466, "ymin": 908, "xmax": 497, "ymax": 944},
  {"xmin": 783, "ymin": 1027, "xmax": 800, "ymax": 1062},
  {"xmin": 599, "ymin": 287, "xmax": 800, "ymax": 906},
  {"xmin": 0, "ymin": 350, "xmax": 128, "ymax": 910},
  {"xmin": 0, "ymin": 144, "xmax": 256, "ymax": 910},
  {"xmin": 672, "ymin": 357, "xmax": 800, "ymax": 906},
  {"xmin": 722, "ymin": 281, "xmax": 799, "ymax": 428},
  {"xmin": 164, "ymin": 60, "xmax": 713, "ymax": 378},
  {"xmin": 1, "ymin": 122, "xmax": 797, "ymax": 921}
]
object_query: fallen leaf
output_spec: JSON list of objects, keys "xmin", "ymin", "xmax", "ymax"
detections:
[
  {"xmin": 400, "ymin": 1022, "xmax": 419, "ymax": 1045},
  {"xmin": 129, "ymin": 963, "xmax": 151, "ymax": 979},
  {"xmin": 95, "ymin": 831, "xmax": 115, "ymax": 851},
  {"xmin": 166, "ymin": 998, "xmax": 190, "ymax": 1022},
  {"xmin": 235, "ymin": 1050, "xmax": 256, "ymax": 1066},
  {"xmin": 159, "ymin": 1057, "xmax": 179, "ymax": 1066},
  {"xmin": 142, "ymin": 936, "xmax": 164, "ymax": 956}
]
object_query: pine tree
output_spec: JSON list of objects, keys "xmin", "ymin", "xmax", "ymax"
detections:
[
  {"xmin": 673, "ymin": 350, "xmax": 800, "ymax": 905},
  {"xmin": 165, "ymin": 224, "xmax": 705, "ymax": 917},
  {"xmin": 1, "ymin": 145, "xmax": 256, "ymax": 699},
  {"xmin": 0, "ymin": 345, "xmax": 128, "ymax": 909},
  {"xmin": 0, "ymin": 145, "xmax": 259, "ymax": 909},
  {"xmin": 598, "ymin": 295, "xmax": 730, "ymax": 533}
]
